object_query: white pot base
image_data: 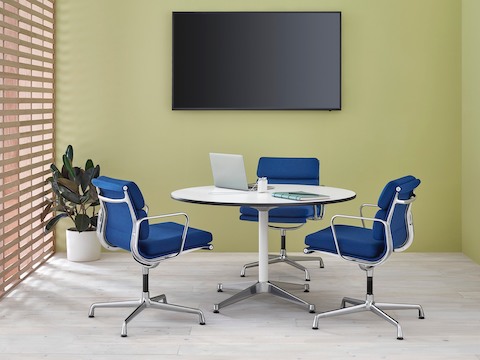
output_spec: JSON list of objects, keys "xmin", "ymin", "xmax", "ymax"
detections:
[{"xmin": 66, "ymin": 230, "xmax": 101, "ymax": 262}]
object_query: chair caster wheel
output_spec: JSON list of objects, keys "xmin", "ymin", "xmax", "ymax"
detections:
[
  {"xmin": 200, "ymin": 322, "xmax": 206, "ymax": 325},
  {"xmin": 213, "ymin": 310, "xmax": 219, "ymax": 313},
  {"xmin": 312, "ymin": 326, "xmax": 318, "ymax": 330},
  {"xmin": 397, "ymin": 337, "xmax": 404, "ymax": 340}
]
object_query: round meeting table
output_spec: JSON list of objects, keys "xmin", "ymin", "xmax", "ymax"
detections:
[{"xmin": 171, "ymin": 184, "xmax": 356, "ymax": 313}]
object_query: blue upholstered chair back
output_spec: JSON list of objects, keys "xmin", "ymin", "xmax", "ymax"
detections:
[
  {"xmin": 240, "ymin": 157, "xmax": 321, "ymax": 223},
  {"xmin": 373, "ymin": 175, "xmax": 421, "ymax": 249},
  {"xmin": 257, "ymin": 157, "xmax": 319, "ymax": 185},
  {"xmin": 92, "ymin": 176, "xmax": 149, "ymax": 251}
]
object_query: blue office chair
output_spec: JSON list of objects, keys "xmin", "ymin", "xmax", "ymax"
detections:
[
  {"xmin": 239, "ymin": 157, "xmax": 324, "ymax": 282},
  {"xmin": 88, "ymin": 176, "xmax": 213, "ymax": 337},
  {"xmin": 304, "ymin": 175, "xmax": 424, "ymax": 340}
]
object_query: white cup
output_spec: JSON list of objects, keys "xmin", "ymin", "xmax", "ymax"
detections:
[{"xmin": 257, "ymin": 177, "xmax": 268, "ymax": 193}]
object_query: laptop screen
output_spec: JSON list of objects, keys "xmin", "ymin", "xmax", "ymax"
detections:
[{"xmin": 209, "ymin": 153, "xmax": 251, "ymax": 191}]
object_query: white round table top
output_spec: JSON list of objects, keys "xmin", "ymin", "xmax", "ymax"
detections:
[{"xmin": 171, "ymin": 184, "xmax": 356, "ymax": 208}]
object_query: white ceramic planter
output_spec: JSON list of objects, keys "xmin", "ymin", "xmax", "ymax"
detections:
[{"xmin": 66, "ymin": 229, "xmax": 101, "ymax": 262}]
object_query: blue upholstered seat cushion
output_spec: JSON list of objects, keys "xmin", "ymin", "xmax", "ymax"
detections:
[
  {"xmin": 93, "ymin": 176, "xmax": 212, "ymax": 257},
  {"xmin": 240, "ymin": 205, "xmax": 314, "ymax": 223},
  {"xmin": 305, "ymin": 225, "xmax": 386, "ymax": 262},
  {"xmin": 138, "ymin": 221, "xmax": 212, "ymax": 259},
  {"xmin": 304, "ymin": 175, "xmax": 421, "ymax": 262}
]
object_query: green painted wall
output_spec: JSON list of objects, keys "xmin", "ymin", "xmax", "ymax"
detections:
[
  {"xmin": 55, "ymin": 0, "xmax": 462, "ymax": 254},
  {"xmin": 462, "ymin": 0, "xmax": 480, "ymax": 264}
]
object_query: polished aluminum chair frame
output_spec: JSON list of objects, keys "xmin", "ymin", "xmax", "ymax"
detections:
[
  {"xmin": 89, "ymin": 185, "xmax": 212, "ymax": 337},
  {"xmin": 308, "ymin": 187, "xmax": 425, "ymax": 340}
]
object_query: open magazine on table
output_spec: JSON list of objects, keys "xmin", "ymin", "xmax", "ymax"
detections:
[{"xmin": 272, "ymin": 191, "xmax": 329, "ymax": 201}]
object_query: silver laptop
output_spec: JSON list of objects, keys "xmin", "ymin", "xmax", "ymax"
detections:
[{"xmin": 209, "ymin": 153, "xmax": 255, "ymax": 191}]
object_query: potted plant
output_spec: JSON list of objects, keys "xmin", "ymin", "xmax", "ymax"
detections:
[{"xmin": 41, "ymin": 145, "xmax": 101, "ymax": 261}]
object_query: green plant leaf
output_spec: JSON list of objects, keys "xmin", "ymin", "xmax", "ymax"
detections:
[
  {"xmin": 40, "ymin": 201, "xmax": 53, "ymax": 221},
  {"xmin": 82, "ymin": 165, "xmax": 100, "ymax": 194},
  {"xmin": 85, "ymin": 159, "xmax": 94, "ymax": 171},
  {"xmin": 44, "ymin": 213, "xmax": 69, "ymax": 233},
  {"xmin": 93, "ymin": 164, "xmax": 100, "ymax": 178},
  {"xmin": 81, "ymin": 167, "xmax": 93, "ymax": 193},
  {"xmin": 61, "ymin": 165, "xmax": 70, "ymax": 179},
  {"xmin": 72, "ymin": 167, "xmax": 83, "ymax": 188},
  {"xmin": 75, "ymin": 214, "xmax": 91, "ymax": 232},
  {"xmin": 63, "ymin": 154, "xmax": 75, "ymax": 180},
  {"xmin": 65, "ymin": 144, "xmax": 74, "ymax": 162},
  {"xmin": 58, "ymin": 184, "xmax": 82, "ymax": 204},
  {"xmin": 79, "ymin": 193, "xmax": 91, "ymax": 204},
  {"xmin": 57, "ymin": 177, "xmax": 79, "ymax": 194},
  {"xmin": 50, "ymin": 164, "xmax": 60, "ymax": 176},
  {"xmin": 50, "ymin": 177, "xmax": 62, "ymax": 196},
  {"xmin": 88, "ymin": 186, "xmax": 99, "ymax": 204}
]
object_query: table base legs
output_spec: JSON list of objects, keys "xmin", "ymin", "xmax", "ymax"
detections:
[{"xmin": 214, "ymin": 281, "xmax": 315, "ymax": 313}]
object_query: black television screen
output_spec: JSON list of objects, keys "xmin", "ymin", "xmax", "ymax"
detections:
[{"xmin": 172, "ymin": 12, "xmax": 341, "ymax": 110}]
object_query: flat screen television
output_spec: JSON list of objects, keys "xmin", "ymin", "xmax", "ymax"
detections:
[{"xmin": 172, "ymin": 12, "xmax": 341, "ymax": 110}]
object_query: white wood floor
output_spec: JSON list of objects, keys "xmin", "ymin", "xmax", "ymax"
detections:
[{"xmin": 1, "ymin": 251, "xmax": 479, "ymax": 359}]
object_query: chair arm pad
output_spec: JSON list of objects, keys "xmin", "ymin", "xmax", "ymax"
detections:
[
  {"xmin": 138, "ymin": 212, "xmax": 189, "ymax": 226},
  {"xmin": 331, "ymin": 214, "xmax": 387, "ymax": 227},
  {"xmin": 330, "ymin": 214, "xmax": 391, "ymax": 266},
  {"xmin": 134, "ymin": 212, "xmax": 190, "ymax": 263}
]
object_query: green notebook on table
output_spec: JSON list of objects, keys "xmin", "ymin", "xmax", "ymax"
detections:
[{"xmin": 272, "ymin": 191, "xmax": 329, "ymax": 201}]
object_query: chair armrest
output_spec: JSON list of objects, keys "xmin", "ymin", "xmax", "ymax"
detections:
[
  {"xmin": 130, "ymin": 212, "xmax": 191, "ymax": 266},
  {"xmin": 331, "ymin": 213, "xmax": 385, "ymax": 231},
  {"xmin": 330, "ymin": 214, "xmax": 392, "ymax": 266},
  {"xmin": 140, "ymin": 211, "xmax": 189, "ymax": 225}
]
